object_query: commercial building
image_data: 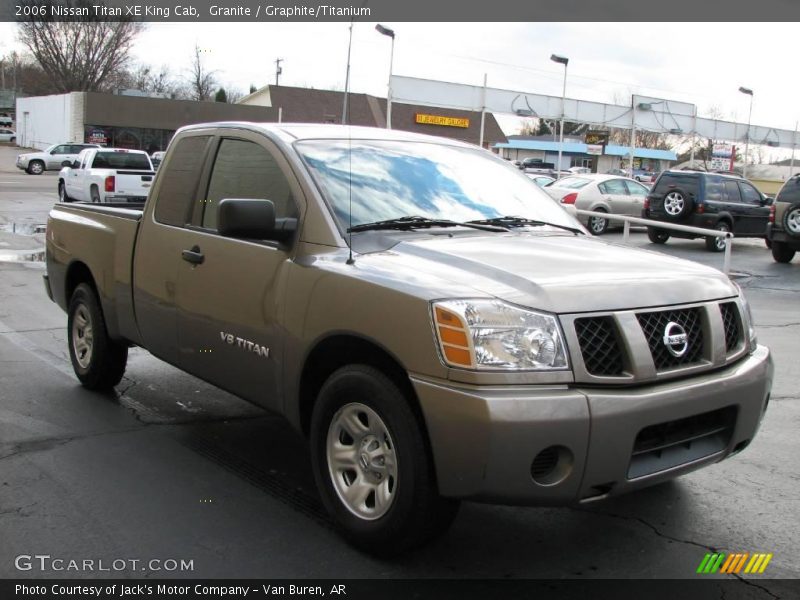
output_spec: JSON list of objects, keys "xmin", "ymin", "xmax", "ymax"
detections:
[
  {"xmin": 495, "ymin": 135, "xmax": 677, "ymax": 173},
  {"xmin": 15, "ymin": 86, "xmax": 506, "ymax": 153}
]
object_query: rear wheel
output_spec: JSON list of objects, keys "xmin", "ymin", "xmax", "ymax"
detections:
[
  {"xmin": 647, "ymin": 227, "xmax": 670, "ymax": 244},
  {"xmin": 310, "ymin": 365, "xmax": 459, "ymax": 556},
  {"xmin": 90, "ymin": 185, "xmax": 101, "ymax": 203},
  {"xmin": 771, "ymin": 241, "xmax": 796, "ymax": 263},
  {"xmin": 27, "ymin": 160, "xmax": 44, "ymax": 175},
  {"xmin": 706, "ymin": 221, "xmax": 730, "ymax": 252},
  {"xmin": 67, "ymin": 283, "xmax": 128, "ymax": 389},
  {"xmin": 587, "ymin": 208, "xmax": 609, "ymax": 235}
]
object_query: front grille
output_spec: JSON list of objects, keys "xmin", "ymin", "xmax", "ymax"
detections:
[
  {"xmin": 637, "ymin": 308, "xmax": 704, "ymax": 370},
  {"xmin": 628, "ymin": 407, "xmax": 736, "ymax": 479},
  {"xmin": 575, "ymin": 317, "xmax": 625, "ymax": 376},
  {"xmin": 719, "ymin": 302, "xmax": 741, "ymax": 353}
]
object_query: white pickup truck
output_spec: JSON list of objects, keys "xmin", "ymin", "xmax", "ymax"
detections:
[{"xmin": 58, "ymin": 148, "xmax": 155, "ymax": 204}]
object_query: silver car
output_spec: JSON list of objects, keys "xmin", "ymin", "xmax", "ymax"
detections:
[
  {"xmin": 544, "ymin": 173, "xmax": 650, "ymax": 234},
  {"xmin": 0, "ymin": 128, "xmax": 16, "ymax": 143},
  {"xmin": 16, "ymin": 143, "xmax": 101, "ymax": 175}
]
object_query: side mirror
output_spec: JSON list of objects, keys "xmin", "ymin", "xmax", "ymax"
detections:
[
  {"xmin": 61, "ymin": 160, "xmax": 72, "ymax": 167},
  {"xmin": 763, "ymin": 196, "xmax": 774, "ymax": 206},
  {"xmin": 217, "ymin": 198, "xmax": 296, "ymax": 242}
]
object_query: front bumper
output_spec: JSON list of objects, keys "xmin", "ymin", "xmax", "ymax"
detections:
[
  {"xmin": 412, "ymin": 345, "xmax": 772, "ymax": 505},
  {"xmin": 16, "ymin": 157, "xmax": 28, "ymax": 170}
]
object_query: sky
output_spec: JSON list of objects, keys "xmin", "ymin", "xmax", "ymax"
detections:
[{"xmin": 2, "ymin": 21, "xmax": 799, "ymax": 147}]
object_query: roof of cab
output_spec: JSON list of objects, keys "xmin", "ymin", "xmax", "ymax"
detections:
[{"xmin": 176, "ymin": 121, "xmax": 477, "ymax": 149}]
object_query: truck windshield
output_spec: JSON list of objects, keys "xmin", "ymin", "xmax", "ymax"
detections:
[{"xmin": 296, "ymin": 140, "xmax": 581, "ymax": 232}]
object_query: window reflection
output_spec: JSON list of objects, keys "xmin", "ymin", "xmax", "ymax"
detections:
[{"xmin": 296, "ymin": 140, "xmax": 576, "ymax": 230}]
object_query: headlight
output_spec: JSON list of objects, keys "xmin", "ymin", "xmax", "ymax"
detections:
[
  {"xmin": 733, "ymin": 283, "xmax": 757, "ymax": 349},
  {"xmin": 431, "ymin": 299, "xmax": 568, "ymax": 370}
]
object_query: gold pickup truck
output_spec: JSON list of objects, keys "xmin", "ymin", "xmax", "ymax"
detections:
[{"xmin": 44, "ymin": 123, "xmax": 773, "ymax": 556}]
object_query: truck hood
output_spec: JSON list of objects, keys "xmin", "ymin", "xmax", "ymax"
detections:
[{"xmin": 359, "ymin": 233, "xmax": 737, "ymax": 313}]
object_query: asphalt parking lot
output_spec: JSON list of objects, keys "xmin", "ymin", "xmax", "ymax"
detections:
[{"xmin": 0, "ymin": 144, "xmax": 798, "ymax": 593}]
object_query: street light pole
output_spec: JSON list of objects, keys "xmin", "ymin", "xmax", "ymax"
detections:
[
  {"xmin": 550, "ymin": 54, "xmax": 569, "ymax": 179},
  {"xmin": 375, "ymin": 24, "xmax": 395, "ymax": 129},
  {"xmin": 739, "ymin": 86, "xmax": 753, "ymax": 179}
]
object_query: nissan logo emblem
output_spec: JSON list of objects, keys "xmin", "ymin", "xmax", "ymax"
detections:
[{"xmin": 663, "ymin": 321, "xmax": 689, "ymax": 357}]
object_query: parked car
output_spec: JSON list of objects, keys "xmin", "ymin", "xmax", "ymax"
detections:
[
  {"xmin": 520, "ymin": 157, "xmax": 553, "ymax": 171},
  {"xmin": 0, "ymin": 114, "xmax": 12, "ymax": 127},
  {"xmin": 526, "ymin": 174, "xmax": 555, "ymax": 188},
  {"xmin": 44, "ymin": 123, "xmax": 771, "ymax": 555},
  {"xmin": 58, "ymin": 148, "xmax": 154, "ymax": 203},
  {"xmin": 766, "ymin": 173, "xmax": 800, "ymax": 263},
  {"xmin": 543, "ymin": 173, "xmax": 650, "ymax": 234},
  {"xmin": 567, "ymin": 166, "xmax": 591, "ymax": 175},
  {"xmin": 0, "ymin": 128, "xmax": 16, "ymax": 143},
  {"xmin": 16, "ymin": 143, "xmax": 101, "ymax": 175},
  {"xmin": 632, "ymin": 169, "xmax": 657, "ymax": 183},
  {"xmin": 643, "ymin": 170, "xmax": 773, "ymax": 252},
  {"xmin": 151, "ymin": 151, "xmax": 166, "ymax": 169},
  {"xmin": 606, "ymin": 168, "xmax": 630, "ymax": 177}
]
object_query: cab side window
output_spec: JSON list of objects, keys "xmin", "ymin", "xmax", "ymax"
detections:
[
  {"xmin": 202, "ymin": 138, "xmax": 297, "ymax": 230},
  {"xmin": 153, "ymin": 135, "xmax": 211, "ymax": 227}
]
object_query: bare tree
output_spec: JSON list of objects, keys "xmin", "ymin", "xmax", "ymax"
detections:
[
  {"xmin": 186, "ymin": 44, "xmax": 217, "ymax": 101},
  {"xmin": 123, "ymin": 63, "xmax": 187, "ymax": 99},
  {"xmin": 16, "ymin": 1, "xmax": 143, "ymax": 92}
]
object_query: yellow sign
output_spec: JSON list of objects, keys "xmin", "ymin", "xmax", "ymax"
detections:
[{"xmin": 415, "ymin": 114, "xmax": 470, "ymax": 128}]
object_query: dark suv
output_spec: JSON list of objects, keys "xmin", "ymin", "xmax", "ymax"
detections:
[
  {"xmin": 766, "ymin": 174, "xmax": 800, "ymax": 263},
  {"xmin": 643, "ymin": 170, "xmax": 773, "ymax": 252}
]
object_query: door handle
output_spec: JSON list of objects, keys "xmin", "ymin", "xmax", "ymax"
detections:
[{"xmin": 181, "ymin": 245, "xmax": 204, "ymax": 265}]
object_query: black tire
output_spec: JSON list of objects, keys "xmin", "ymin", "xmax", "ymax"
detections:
[
  {"xmin": 771, "ymin": 241, "xmax": 796, "ymax": 264},
  {"xmin": 10, "ymin": 137, "xmax": 15, "ymax": 144},
  {"xmin": 647, "ymin": 227, "xmax": 669, "ymax": 244},
  {"xmin": 661, "ymin": 188, "xmax": 693, "ymax": 220},
  {"xmin": 90, "ymin": 185, "xmax": 101, "ymax": 203},
  {"xmin": 783, "ymin": 203, "xmax": 800, "ymax": 239},
  {"xmin": 310, "ymin": 365, "xmax": 459, "ymax": 556},
  {"xmin": 705, "ymin": 221, "xmax": 731, "ymax": 252},
  {"xmin": 67, "ymin": 283, "xmax": 128, "ymax": 390},
  {"xmin": 765, "ymin": 238, "xmax": 772, "ymax": 249},
  {"xmin": 587, "ymin": 209, "xmax": 609, "ymax": 235},
  {"xmin": 27, "ymin": 160, "xmax": 44, "ymax": 175},
  {"xmin": 58, "ymin": 181, "xmax": 71, "ymax": 203}
]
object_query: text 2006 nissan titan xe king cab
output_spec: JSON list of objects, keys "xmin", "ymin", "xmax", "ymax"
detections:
[{"xmin": 45, "ymin": 123, "xmax": 773, "ymax": 555}]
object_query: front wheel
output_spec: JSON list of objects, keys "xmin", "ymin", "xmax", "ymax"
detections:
[
  {"xmin": 58, "ymin": 181, "xmax": 71, "ymax": 203},
  {"xmin": 587, "ymin": 209, "xmax": 609, "ymax": 235},
  {"xmin": 771, "ymin": 241, "xmax": 796, "ymax": 263},
  {"xmin": 310, "ymin": 365, "xmax": 459, "ymax": 556},
  {"xmin": 647, "ymin": 227, "xmax": 670, "ymax": 244},
  {"xmin": 706, "ymin": 221, "xmax": 730, "ymax": 252},
  {"xmin": 67, "ymin": 283, "xmax": 128, "ymax": 389},
  {"xmin": 27, "ymin": 160, "xmax": 44, "ymax": 175}
]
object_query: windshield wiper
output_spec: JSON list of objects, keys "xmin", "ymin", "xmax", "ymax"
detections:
[
  {"xmin": 467, "ymin": 215, "xmax": 584, "ymax": 236},
  {"xmin": 348, "ymin": 215, "xmax": 509, "ymax": 233}
]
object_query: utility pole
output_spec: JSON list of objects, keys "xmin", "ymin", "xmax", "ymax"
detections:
[{"xmin": 275, "ymin": 58, "xmax": 283, "ymax": 86}]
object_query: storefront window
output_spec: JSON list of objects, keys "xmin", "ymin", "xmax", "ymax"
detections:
[{"xmin": 84, "ymin": 125, "xmax": 175, "ymax": 152}]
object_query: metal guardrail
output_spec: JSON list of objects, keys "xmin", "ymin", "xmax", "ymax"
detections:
[{"xmin": 575, "ymin": 209, "xmax": 734, "ymax": 275}]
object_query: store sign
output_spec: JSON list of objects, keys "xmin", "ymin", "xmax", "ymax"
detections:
[
  {"xmin": 710, "ymin": 142, "xmax": 734, "ymax": 171},
  {"xmin": 586, "ymin": 144, "xmax": 603, "ymax": 155},
  {"xmin": 415, "ymin": 113, "xmax": 470, "ymax": 128},
  {"xmin": 584, "ymin": 130, "xmax": 609, "ymax": 146},
  {"xmin": 86, "ymin": 128, "xmax": 109, "ymax": 146}
]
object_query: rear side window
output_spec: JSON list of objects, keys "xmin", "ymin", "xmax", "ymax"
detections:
[
  {"xmin": 776, "ymin": 176, "xmax": 800, "ymax": 204},
  {"xmin": 704, "ymin": 176, "xmax": 724, "ymax": 202},
  {"xmin": 723, "ymin": 181, "xmax": 742, "ymax": 203},
  {"xmin": 652, "ymin": 173, "xmax": 699, "ymax": 196},
  {"xmin": 153, "ymin": 135, "xmax": 211, "ymax": 227},
  {"xmin": 598, "ymin": 179, "xmax": 628, "ymax": 195},
  {"xmin": 202, "ymin": 138, "xmax": 297, "ymax": 230},
  {"xmin": 739, "ymin": 182, "xmax": 762, "ymax": 205},
  {"xmin": 92, "ymin": 152, "xmax": 151, "ymax": 170}
]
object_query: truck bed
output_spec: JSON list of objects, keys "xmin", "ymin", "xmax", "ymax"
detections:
[{"xmin": 47, "ymin": 203, "xmax": 144, "ymax": 344}]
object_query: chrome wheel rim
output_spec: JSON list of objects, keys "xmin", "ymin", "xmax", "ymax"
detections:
[
  {"xmin": 71, "ymin": 303, "xmax": 93, "ymax": 369},
  {"xmin": 715, "ymin": 224, "xmax": 729, "ymax": 251},
  {"xmin": 786, "ymin": 208, "xmax": 800, "ymax": 235},
  {"xmin": 326, "ymin": 402, "xmax": 397, "ymax": 520},
  {"xmin": 30, "ymin": 162, "xmax": 43, "ymax": 174},
  {"xmin": 664, "ymin": 192, "xmax": 684, "ymax": 216},
  {"xmin": 589, "ymin": 216, "xmax": 607, "ymax": 233},
  {"xmin": 59, "ymin": 184, "xmax": 65, "ymax": 202}
]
